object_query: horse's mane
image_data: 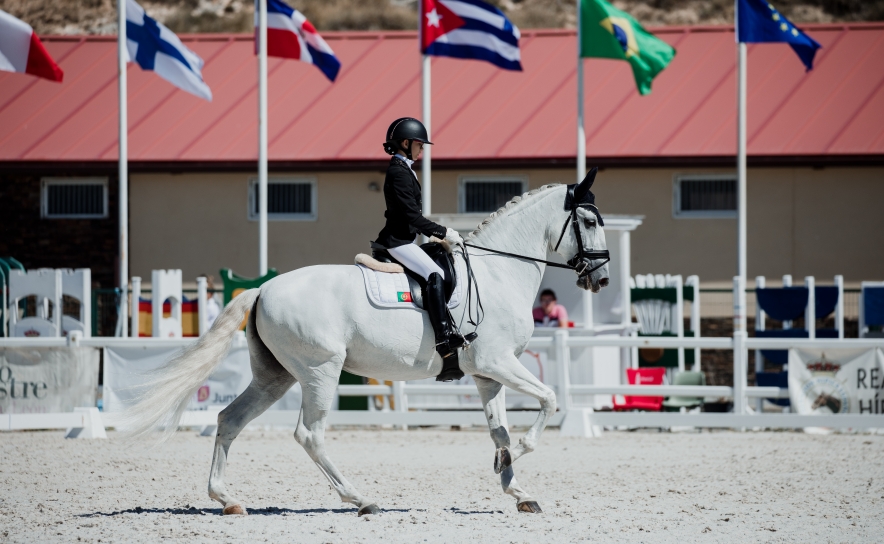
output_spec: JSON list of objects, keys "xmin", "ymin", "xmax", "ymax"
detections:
[{"xmin": 467, "ymin": 183, "xmax": 562, "ymax": 240}]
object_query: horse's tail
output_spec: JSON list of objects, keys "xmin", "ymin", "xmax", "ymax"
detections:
[{"xmin": 118, "ymin": 288, "xmax": 261, "ymax": 443}]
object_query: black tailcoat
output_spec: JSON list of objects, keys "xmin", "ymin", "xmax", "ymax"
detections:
[{"xmin": 375, "ymin": 157, "xmax": 446, "ymax": 248}]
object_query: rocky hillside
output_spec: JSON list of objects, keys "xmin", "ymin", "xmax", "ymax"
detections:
[{"xmin": 2, "ymin": 0, "xmax": 882, "ymax": 36}]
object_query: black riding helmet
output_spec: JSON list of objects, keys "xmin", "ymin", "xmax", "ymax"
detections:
[{"xmin": 383, "ymin": 117, "xmax": 433, "ymax": 160}]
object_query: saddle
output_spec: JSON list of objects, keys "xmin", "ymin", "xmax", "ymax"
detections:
[{"xmin": 367, "ymin": 241, "xmax": 458, "ymax": 305}]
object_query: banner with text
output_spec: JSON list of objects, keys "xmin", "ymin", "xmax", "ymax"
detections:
[
  {"xmin": 788, "ymin": 348, "xmax": 884, "ymax": 415},
  {"xmin": 0, "ymin": 347, "xmax": 99, "ymax": 414}
]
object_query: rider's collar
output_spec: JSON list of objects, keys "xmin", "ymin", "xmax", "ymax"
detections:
[{"xmin": 394, "ymin": 154, "xmax": 414, "ymax": 168}]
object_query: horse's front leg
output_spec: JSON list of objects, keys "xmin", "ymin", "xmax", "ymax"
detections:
[
  {"xmin": 478, "ymin": 354, "xmax": 556, "ymax": 476},
  {"xmin": 294, "ymin": 362, "xmax": 380, "ymax": 516},
  {"xmin": 473, "ymin": 376, "xmax": 542, "ymax": 513}
]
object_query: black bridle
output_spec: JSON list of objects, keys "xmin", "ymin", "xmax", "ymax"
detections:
[
  {"xmin": 457, "ymin": 172, "xmax": 611, "ymax": 332},
  {"xmin": 464, "ymin": 184, "xmax": 610, "ymax": 278}
]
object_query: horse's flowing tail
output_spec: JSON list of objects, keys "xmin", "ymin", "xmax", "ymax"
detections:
[{"xmin": 118, "ymin": 288, "xmax": 261, "ymax": 443}]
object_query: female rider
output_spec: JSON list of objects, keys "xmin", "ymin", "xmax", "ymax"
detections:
[{"xmin": 375, "ymin": 117, "xmax": 468, "ymax": 382}]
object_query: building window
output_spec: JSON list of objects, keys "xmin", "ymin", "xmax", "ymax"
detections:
[
  {"xmin": 673, "ymin": 175, "xmax": 737, "ymax": 218},
  {"xmin": 248, "ymin": 177, "xmax": 317, "ymax": 221},
  {"xmin": 459, "ymin": 177, "xmax": 528, "ymax": 213},
  {"xmin": 41, "ymin": 178, "xmax": 108, "ymax": 219}
]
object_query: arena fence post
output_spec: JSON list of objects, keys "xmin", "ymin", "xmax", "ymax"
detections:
[{"xmin": 554, "ymin": 329, "xmax": 572, "ymax": 413}]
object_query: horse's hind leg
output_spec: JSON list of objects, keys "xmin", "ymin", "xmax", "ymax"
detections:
[
  {"xmin": 474, "ymin": 376, "xmax": 541, "ymax": 513},
  {"xmin": 208, "ymin": 301, "xmax": 297, "ymax": 515},
  {"xmin": 293, "ymin": 361, "xmax": 378, "ymax": 515}
]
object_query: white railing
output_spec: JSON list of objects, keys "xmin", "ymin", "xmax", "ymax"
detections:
[{"xmin": 3, "ymin": 319, "xmax": 884, "ymax": 435}]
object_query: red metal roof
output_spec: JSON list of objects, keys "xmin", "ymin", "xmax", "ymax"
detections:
[{"xmin": 1, "ymin": 23, "xmax": 883, "ymax": 168}]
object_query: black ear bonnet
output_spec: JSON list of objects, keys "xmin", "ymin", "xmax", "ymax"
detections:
[{"xmin": 564, "ymin": 167, "xmax": 604, "ymax": 226}]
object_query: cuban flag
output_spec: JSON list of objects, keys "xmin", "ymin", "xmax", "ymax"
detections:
[
  {"xmin": 421, "ymin": 0, "xmax": 522, "ymax": 71},
  {"xmin": 259, "ymin": 0, "xmax": 341, "ymax": 82},
  {"xmin": 0, "ymin": 10, "xmax": 63, "ymax": 82},
  {"xmin": 125, "ymin": 0, "xmax": 212, "ymax": 101}
]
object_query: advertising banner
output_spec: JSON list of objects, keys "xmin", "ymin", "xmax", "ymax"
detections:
[
  {"xmin": 788, "ymin": 348, "xmax": 884, "ymax": 415},
  {"xmin": 103, "ymin": 344, "xmax": 302, "ymax": 413},
  {"xmin": 0, "ymin": 347, "xmax": 99, "ymax": 414}
]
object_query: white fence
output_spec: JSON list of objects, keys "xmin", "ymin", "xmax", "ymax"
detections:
[{"xmin": 3, "ymin": 325, "xmax": 884, "ymax": 436}]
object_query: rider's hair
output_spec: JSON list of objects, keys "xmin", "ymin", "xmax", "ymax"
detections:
[{"xmin": 540, "ymin": 289, "xmax": 557, "ymax": 300}]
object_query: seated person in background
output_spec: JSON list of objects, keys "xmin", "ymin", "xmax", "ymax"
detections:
[{"xmin": 533, "ymin": 289, "xmax": 569, "ymax": 328}]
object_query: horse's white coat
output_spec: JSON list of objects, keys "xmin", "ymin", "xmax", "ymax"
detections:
[{"xmin": 123, "ymin": 183, "xmax": 609, "ymax": 515}]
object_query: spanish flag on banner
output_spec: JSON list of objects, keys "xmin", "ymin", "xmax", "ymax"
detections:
[{"xmin": 579, "ymin": 0, "xmax": 675, "ymax": 95}]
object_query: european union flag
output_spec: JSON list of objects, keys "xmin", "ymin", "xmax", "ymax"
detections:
[{"xmin": 737, "ymin": 0, "xmax": 822, "ymax": 71}]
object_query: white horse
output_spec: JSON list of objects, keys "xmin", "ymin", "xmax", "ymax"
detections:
[{"xmin": 123, "ymin": 175, "xmax": 610, "ymax": 516}]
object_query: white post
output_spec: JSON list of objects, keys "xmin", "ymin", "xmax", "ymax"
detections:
[
  {"xmin": 582, "ymin": 289, "xmax": 594, "ymax": 330},
  {"xmin": 754, "ymin": 275, "xmax": 765, "ymax": 413},
  {"xmin": 197, "ymin": 276, "xmax": 208, "ymax": 337},
  {"xmin": 257, "ymin": 0, "xmax": 269, "ymax": 276},
  {"xmin": 392, "ymin": 380, "xmax": 407, "ymax": 431},
  {"xmin": 782, "ymin": 274, "xmax": 793, "ymax": 329},
  {"xmin": 619, "ymin": 231, "xmax": 632, "ymax": 368},
  {"xmin": 736, "ymin": 39, "xmax": 748, "ymax": 334},
  {"xmin": 733, "ymin": 275, "xmax": 747, "ymax": 414},
  {"xmin": 554, "ymin": 329, "xmax": 572, "ymax": 413},
  {"xmin": 805, "ymin": 276, "xmax": 815, "ymax": 340},
  {"xmin": 675, "ymin": 275, "xmax": 684, "ymax": 372},
  {"xmin": 421, "ymin": 54, "xmax": 432, "ymax": 216},
  {"xmin": 117, "ymin": 0, "xmax": 129, "ymax": 338},
  {"xmin": 688, "ymin": 275, "xmax": 701, "ymax": 371},
  {"xmin": 835, "ymin": 275, "xmax": 844, "ymax": 339},
  {"xmin": 576, "ymin": 0, "xmax": 586, "ymax": 184},
  {"xmin": 130, "ymin": 276, "xmax": 140, "ymax": 338}
]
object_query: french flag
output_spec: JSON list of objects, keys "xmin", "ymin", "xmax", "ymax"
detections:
[
  {"xmin": 0, "ymin": 10, "xmax": 63, "ymax": 82},
  {"xmin": 257, "ymin": 0, "xmax": 341, "ymax": 82},
  {"xmin": 421, "ymin": 0, "xmax": 522, "ymax": 71}
]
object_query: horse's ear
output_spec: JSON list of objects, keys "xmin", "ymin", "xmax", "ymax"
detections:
[{"xmin": 574, "ymin": 167, "xmax": 598, "ymax": 201}]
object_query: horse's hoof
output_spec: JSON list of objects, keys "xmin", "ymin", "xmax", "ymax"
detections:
[
  {"xmin": 222, "ymin": 504, "xmax": 247, "ymax": 516},
  {"xmin": 517, "ymin": 501, "xmax": 542, "ymax": 514},
  {"xmin": 358, "ymin": 504, "xmax": 381, "ymax": 516},
  {"xmin": 494, "ymin": 447, "xmax": 512, "ymax": 474}
]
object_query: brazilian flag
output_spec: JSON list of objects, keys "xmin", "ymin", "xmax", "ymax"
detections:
[{"xmin": 580, "ymin": 0, "xmax": 675, "ymax": 95}]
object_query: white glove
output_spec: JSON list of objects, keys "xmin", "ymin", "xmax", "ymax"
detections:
[{"xmin": 443, "ymin": 227, "xmax": 464, "ymax": 248}]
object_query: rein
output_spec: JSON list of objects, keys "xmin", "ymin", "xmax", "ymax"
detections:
[{"xmin": 463, "ymin": 243, "xmax": 581, "ymax": 271}]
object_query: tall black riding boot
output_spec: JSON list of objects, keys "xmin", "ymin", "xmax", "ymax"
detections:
[{"xmin": 426, "ymin": 272, "xmax": 464, "ymax": 382}]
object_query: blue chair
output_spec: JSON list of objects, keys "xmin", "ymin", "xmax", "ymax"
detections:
[{"xmin": 860, "ymin": 282, "xmax": 884, "ymax": 338}]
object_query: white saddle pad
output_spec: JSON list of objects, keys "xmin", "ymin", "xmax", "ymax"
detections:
[{"xmin": 357, "ymin": 264, "xmax": 461, "ymax": 310}]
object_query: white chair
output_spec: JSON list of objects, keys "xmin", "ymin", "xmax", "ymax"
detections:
[
  {"xmin": 151, "ymin": 269, "xmax": 182, "ymax": 338},
  {"xmin": 8, "ymin": 269, "xmax": 62, "ymax": 337},
  {"xmin": 61, "ymin": 268, "xmax": 91, "ymax": 337}
]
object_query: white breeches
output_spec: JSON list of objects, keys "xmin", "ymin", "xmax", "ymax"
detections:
[{"xmin": 388, "ymin": 243, "xmax": 445, "ymax": 281}]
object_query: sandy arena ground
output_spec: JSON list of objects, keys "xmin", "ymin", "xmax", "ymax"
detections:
[{"xmin": 1, "ymin": 427, "xmax": 882, "ymax": 543}]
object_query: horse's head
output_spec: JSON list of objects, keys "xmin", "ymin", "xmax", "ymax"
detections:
[{"xmin": 551, "ymin": 168, "xmax": 610, "ymax": 293}]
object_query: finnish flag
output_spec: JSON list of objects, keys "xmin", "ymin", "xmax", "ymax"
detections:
[{"xmin": 125, "ymin": 0, "xmax": 212, "ymax": 101}]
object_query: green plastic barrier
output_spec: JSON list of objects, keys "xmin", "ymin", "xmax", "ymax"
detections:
[{"xmin": 219, "ymin": 268, "xmax": 278, "ymax": 305}]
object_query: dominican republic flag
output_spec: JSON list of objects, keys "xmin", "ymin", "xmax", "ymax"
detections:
[
  {"xmin": 421, "ymin": 0, "xmax": 522, "ymax": 71},
  {"xmin": 125, "ymin": 0, "xmax": 212, "ymax": 100},
  {"xmin": 259, "ymin": 0, "xmax": 341, "ymax": 82},
  {"xmin": 0, "ymin": 10, "xmax": 63, "ymax": 82}
]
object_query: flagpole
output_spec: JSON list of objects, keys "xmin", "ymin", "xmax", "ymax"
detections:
[
  {"xmin": 258, "ymin": 0, "xmax": 269, "ymax": 276},
  {"xmin": 736, "ymin": 24, "xmax": 748, "ymax": 332},
  {"xmin": 576, "ymin": 0, "xmax": 586, "ymax": 183},
  {"xmin": 421, "ymin": 54, "xmax": 431, "ymax": 217},
  {"xmin": 118, "ymin": 0, "xmax": 129, "ymax": 337}
]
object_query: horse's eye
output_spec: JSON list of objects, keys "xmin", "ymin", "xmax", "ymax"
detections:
[{"xmin": 584, "ymin": 218, "xmax": 596, "ymax": 228}]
